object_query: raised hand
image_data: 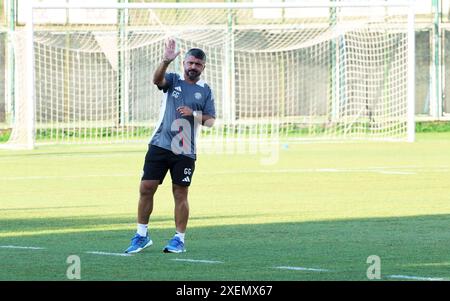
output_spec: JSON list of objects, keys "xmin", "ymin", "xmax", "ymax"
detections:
[{"xmin": 163, "ymin": 38, "xmax": 180, "ymax": 63}]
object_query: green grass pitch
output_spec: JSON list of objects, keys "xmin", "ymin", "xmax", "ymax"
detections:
[{"xmin": 1, "ymin": 133, "xmax": 450, "ymax": 281}]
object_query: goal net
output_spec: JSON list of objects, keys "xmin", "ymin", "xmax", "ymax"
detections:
[{"xmin": 2, "ymin": 1, "xmax": 415, "ymax": 151}]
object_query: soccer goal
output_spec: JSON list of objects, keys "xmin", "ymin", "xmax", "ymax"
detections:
[{"xmin": 1, "ymin": 1, "xmax": 416, "ymax": 150}]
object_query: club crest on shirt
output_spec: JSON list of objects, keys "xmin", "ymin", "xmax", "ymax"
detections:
[{"xmin": 194, "ymin": 92, "xmax": 202, "ymax": 100}]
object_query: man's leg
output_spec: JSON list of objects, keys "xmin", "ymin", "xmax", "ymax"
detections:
[
  {"xmin": 162, "ymin": 184, "xmax": 189, "ymax": 253},
  {"xmin": 163, "ymin": 154, "xmax": 194, "ymax": 253},
  {"xmin": 124, "ymin": 180, "xmax": 159, "ymax": 254},
  {"xmin": 138, "ymin": 180, "xmax": 160, "ymax": 224},
  {"xmin": 137, "ymin": 145, "xmax": 168, "ymax": 234},
  {"xmin": 172, "ymin": 183, "xmax": 189, "ymax": 233}
]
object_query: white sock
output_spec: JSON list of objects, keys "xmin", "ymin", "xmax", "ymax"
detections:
[
  {"xmin": 175, "ymin": 232, "xmax": 185, "ymax": 243},
  {"xmin": 137, "ymin": 223, "xmax": 148, "ymax": 237}
]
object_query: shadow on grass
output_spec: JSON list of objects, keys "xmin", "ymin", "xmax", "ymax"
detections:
[
  {"xmin": 0, "ymin": 213, "xmax": 274, "ymax": 234},
  {"xmin": 0, "ymin": 213, "xmax": 449, "ymax": 281}
]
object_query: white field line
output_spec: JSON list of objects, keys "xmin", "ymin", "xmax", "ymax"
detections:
[
  {"xmin": 0, "ymin": 245, "xmax": 447, "ymax": 280},
  {"xmin": 0, "ymin": 245, "xmax": 45, "ymax": 250},
  {"xmin": 274, "ymin": 266, "xmax": 330, "ymax": 272},
  {"xmin": 376, "ymin": 171, "xmax": 416, "ymax": 175},
  {"xmin": 85, "ymin": 251, "xmax": 132, "ymax": 257},
  {"xmin": 171, "ymin": 258, "xmax": 224, "ymax": 264},
  {"xmin": 1, "ymin": 174, "xmax": 136, "ymax": 180},
  {"xmin": 0, "ymin": 167, "xmax": 425, "ymax": 181},
  {"xmin": 0, "ymin": 153, "xmax": 141, "ymax": 161},
  {"xmin": 387, "ymin": 274, "xmax": 445, "ymax": 281},
  {"xmin": 203, "ymin": 168, "xmax": 419, "ymax": 175},
  {"xmin": 316, "ymin": 168, "xmax": 340, "ymax": 172}
]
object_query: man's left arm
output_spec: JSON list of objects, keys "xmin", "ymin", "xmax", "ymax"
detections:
[
  {"xmin": 195, "ymin": 111, "xmax": 215, "ymax": 127},
  {"xmin": 199, "ymin": 88, "xmax": 216, "ymax": 127},
  {"xmin": 175, "ymin": 107, "xmax": 215, "ymax": 127},
  {"xmin": 176, "ymin": 88, "xmax": 216, "ymax": 127}
]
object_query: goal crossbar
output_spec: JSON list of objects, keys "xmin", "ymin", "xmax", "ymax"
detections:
[{"xmin": 30, "ymin": 1, "xmax": 415, "ymax": 10}]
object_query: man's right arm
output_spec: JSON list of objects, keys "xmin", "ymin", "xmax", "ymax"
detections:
[
  {"xmin": 152, "ymin": 60, "xmax": 171, "ymax": 89},
  {"xmin": 154, "ymin": 38, "xmax": 180, "ymax": 89}
]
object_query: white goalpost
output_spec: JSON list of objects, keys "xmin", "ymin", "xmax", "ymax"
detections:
[{"xmin": 1, "ymin": 1, "xmax": 416, "ymax": 150}]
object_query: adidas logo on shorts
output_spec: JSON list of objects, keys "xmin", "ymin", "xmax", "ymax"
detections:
[{"xmin": 182, "ymin": 176, "xmax": 190, "ymax": 183}]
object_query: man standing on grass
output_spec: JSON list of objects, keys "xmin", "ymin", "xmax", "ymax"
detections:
[{"xmin": 125, "ymin": 38, "xmax": 216, "ymax": 254}]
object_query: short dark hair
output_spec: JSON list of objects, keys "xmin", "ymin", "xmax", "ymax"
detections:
[{"xmin": 185, "ymin": 48, "xmax": 206, "ymax": 62}]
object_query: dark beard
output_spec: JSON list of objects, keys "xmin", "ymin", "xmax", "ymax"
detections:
[{"xmin": 186, "ymin": 70, "xmax": 199, "ymax": 81}]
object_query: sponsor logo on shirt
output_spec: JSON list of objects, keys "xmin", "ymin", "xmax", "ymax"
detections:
[{"xmin": 172, "ymin": 90, "xmax": 181, "ymax": 99}]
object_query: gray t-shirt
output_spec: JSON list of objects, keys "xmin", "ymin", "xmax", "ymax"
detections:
[{"xmin": 150, "ymin": 73, "xmax": 216, "ymax": 159}]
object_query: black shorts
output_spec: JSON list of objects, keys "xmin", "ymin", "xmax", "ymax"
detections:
[{"xmin": 141, "ymin": 145, "xmax": 196, "ymax": 186}]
